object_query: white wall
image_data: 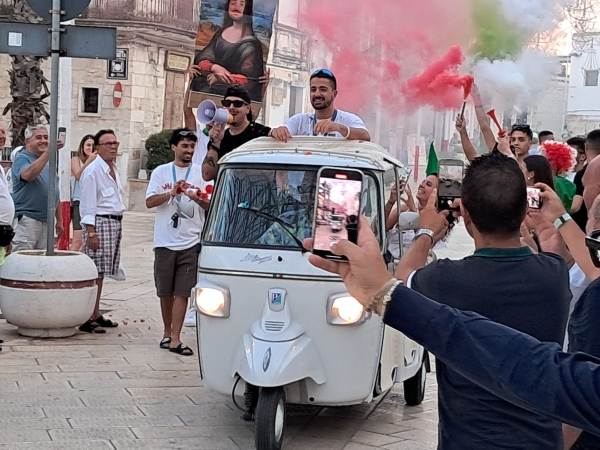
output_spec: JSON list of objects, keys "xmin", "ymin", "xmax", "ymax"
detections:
[{"xmin": 568, "ymin": 52, "xmax": 600, "ymax": 116}]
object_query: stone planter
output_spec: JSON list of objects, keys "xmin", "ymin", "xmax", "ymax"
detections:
[{"xmin": 0, "ymin": 251, "xmax": 98, "ymax": 338}]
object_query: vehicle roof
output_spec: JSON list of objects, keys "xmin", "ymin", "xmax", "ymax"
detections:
[{"xmin": 219, "ymin": 137, "xmax": 404, "ymax": 171}]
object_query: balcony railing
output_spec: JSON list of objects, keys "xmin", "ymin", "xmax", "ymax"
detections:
[{"xmin": 82, "ymin": 0, "xmax": 198, "ymax": 33}]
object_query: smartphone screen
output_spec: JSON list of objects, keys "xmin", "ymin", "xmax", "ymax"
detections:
[
  {"xmin": 527, "ymin": 187, "xmax": 541, "ymax": 209},
  {"xmin": 438, "ymin": 160, "xmax": 464, "ymax": 210},
  {"xmin": 397, "ymin": 167, "xmax": 412, "ymax": 192},
  {"xmin": 58, "ymin": 127, "xmax": 66, "ymax": 143},
  {"xmin": 313, "ymin": 168, "xmax": 363, "ymax": 260}
]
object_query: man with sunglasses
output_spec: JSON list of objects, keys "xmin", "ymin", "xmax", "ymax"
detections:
[
  {"xmin": 270, "ymin": 69, "xmax": 370, "ymax": 143},
  {"xmin": 202, "ymin": 86, "xmax": 271, "ymax": 182},
  {"xmin": 146, "ymin": 128, "xmax": 209, "ymax": 355}
]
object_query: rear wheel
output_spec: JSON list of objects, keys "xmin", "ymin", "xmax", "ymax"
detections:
[
  {"xmin": 255, "ymin": 387, "xmax": 286, "ymax": 450},
  {"xmin": 404, "ymin": 359, "xmax": 426, "ymax": 406}
]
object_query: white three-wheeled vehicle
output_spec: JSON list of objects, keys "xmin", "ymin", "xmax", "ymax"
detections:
[{"xmin": 193, "ymin": 137, "xmax": 428, "ymax": 450}]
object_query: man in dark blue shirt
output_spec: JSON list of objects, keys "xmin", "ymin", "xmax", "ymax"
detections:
[
  {"xmin": 564, "ymin": 278, "xmax": 600, "ymax": 449},
  {"xmin": 303, "ymin": 218, "xmax": 600, "ymax": 444},
  {"xmin": 397, "ymin": 153, "xmax": 571, "ymax": 450}
]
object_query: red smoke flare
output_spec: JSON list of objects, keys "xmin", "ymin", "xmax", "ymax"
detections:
[
  {"xmin": 463, "ymin": 77, "xmax": 474, "ymax": 100},
  {"xmin": 301, "ymin": 0, "xmax": 473, "ymax": 114},
  {"xmin": 403, "ymin": 46, "xmax": 473, "ymax": 110}
]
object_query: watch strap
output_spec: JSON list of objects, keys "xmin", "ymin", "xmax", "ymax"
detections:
[
  {"xmin": 413, "ymin": 228, "xmax": 435, "ymax": 244},
  {"xmin": 553, "ymin": 213, "xmax": 572, "ymax": 230}
]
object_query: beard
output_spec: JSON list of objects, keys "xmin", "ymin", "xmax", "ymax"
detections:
[{"xmin": 311, "ymin": 97, "xmax": 332, "ymax": 111}]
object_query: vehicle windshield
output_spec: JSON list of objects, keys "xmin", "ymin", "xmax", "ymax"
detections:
[{"xmin": 204, "ymin": 166, "xmax": 382, "ymax": 250}]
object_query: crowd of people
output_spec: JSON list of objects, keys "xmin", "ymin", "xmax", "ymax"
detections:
[{"xmin": 2, "ymin": 67, "xmax": 600, "ymax": 449}]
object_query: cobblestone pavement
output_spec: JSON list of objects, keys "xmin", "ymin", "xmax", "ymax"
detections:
[{"xmin": 0, "ymin": 211, "xmax": 474, "ymax": 450}]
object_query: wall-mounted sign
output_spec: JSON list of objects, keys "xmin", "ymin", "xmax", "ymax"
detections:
[
  {"xmin": 107, "ymin": 48, "xmax": 128, "ymax": 80},
  {"xmin": 113, "ymin": 82, "xmax": 123, "ymax": 108},
  {"xmin": 165, "ymin": 51, "xmax": 191, "ymax": 72}
]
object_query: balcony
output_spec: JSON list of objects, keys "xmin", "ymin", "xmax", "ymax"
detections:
[{"xmin": 81, "ymin": 0, "xmax": 198, "ymax": 33}]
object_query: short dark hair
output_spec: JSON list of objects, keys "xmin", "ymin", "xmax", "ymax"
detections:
[
  {"xmin": 538, "ymin": 130, "xmax": 554, "ymax": 141},
  {"xmin": 462, "ymin": 153, "xmax": 526, "ymax": 237},
  {"xmin": 510, "ymin": 124, "xmax": 533, "ymax": 140},
  {"xmin": 567, "ymin": 136, "xmax": 586, "ymax": 154},
  {"xmin": 310, "ymin": 69, "xmax": 337, "ymax": 90},
  {"xmin": 586, "ymin": 129, "xmax": 600, "ymax": 156},
  {"xmin": 93, "ymin": 129, "xmax": 116, "ymax": 146},
  {"xmin": 169, "ymin": 128, "xmax": 197, "ymax": 147},
  {"xmin": 524, "ymin": 155, "xmax": 555, "ymax": 190}
]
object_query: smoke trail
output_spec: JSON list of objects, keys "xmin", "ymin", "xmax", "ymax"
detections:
[
  {"xmin": 302, "ymin": 0, "xmax": 473, "ymax": 113},
  {"xmin": 471, "ymin": 48, "xmax": 556, "ymax": 108}
]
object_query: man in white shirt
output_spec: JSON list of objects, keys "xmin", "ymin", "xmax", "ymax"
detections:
[
  {"xmin": 79, "ymin": 129, "xmax": 126, "ymax": 334},
  {"xmin": 146, "ymin": 128, "xmax": 209, "ymax": 355},
  {"xmin": 270, "ymin": 69, "xmax": 370, "ymax": 143}
]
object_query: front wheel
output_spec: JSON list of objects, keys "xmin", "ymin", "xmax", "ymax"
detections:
[
  {"xmin": 255, "ymin": 387, "xmax": 286, "ymax": 450},
  {"xmin": 403, "ymin": 359, "xmax": 427, "ymax": 406}
]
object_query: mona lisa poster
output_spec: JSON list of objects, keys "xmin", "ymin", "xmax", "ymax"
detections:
[{"xmin": 189, "ymin": 0, "xmax": 278, "ymax": 110}]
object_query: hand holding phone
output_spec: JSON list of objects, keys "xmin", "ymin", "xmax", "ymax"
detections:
[
  {"xmin": 58, "ymin": 127, "xmax": 67, "ymax": 143},
  {"xmin": 312, "ymin": 167, "xmax": 364, "ymax": 261},
  {"xmin": 437, "ymin": 159, "xmax": 464, "ymax": 212}
]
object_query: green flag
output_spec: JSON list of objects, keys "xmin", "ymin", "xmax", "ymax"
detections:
[{"xmin": 426, "ymin": 143, "xmax": 439, "ymax": 176}]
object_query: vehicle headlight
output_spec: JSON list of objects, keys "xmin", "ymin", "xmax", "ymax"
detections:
[
  {"xmin": 327, "ymin": 293, "xmax": 368, "ymax": 326},
  {"xmin": 192, "ymin": 283, "xmax": 230, "ymax": 318}
]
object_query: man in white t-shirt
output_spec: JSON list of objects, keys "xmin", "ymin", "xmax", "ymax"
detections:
[
  {"xmin": 270, "ymin": 69, "xmax": 370, "ymax": 143},
  {"xmin": 146, "ymin": 128, "xmax": 209, "ymax": 356}
]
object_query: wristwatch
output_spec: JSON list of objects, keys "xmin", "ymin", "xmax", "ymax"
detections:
[
  {"xmin": 413, "ymin": 228, "xmax": 435, "ymax": 244},
  {"xmin": 88, "ymin": 232, "xmax": 97, "ymax": 238},
  {"xmin": 553, "ymin": 213, "xmax": 572, "ymax": 230}
]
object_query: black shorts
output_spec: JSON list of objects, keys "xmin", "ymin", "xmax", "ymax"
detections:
[
  {"xmin": 71, "ymin": 201, "xmax": 82, "ymax": 231},
  {"xmin": 154, "ymin": 244, "xmax": 201, "ymax": 298}
]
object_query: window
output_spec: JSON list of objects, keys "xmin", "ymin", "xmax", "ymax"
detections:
[
  {"xmin": 585, "ymin": 69, "xmax": 599, "ymax": 87},
  {"xmin": 81, "ymin": 87, "xmax": 100, "ymax": 114},
  {"xmin": 288, "ymin": 86, "xmax": 303, "ymax": 118},
  {"xmin": 204, "ymin": 166, "xmax": 381, "ymax": 250}
]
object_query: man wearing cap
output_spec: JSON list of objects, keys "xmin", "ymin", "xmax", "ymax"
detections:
[
  {"xmin": 270, "ymin": 69, "xmax": 370, "ymax": 143},
  {"xmin": 201, "ymin": 86, "xmax": 271, "ymax": 182}
]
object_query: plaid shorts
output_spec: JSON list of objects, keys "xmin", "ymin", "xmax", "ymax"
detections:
[{"xmin": 83, "ymin": 216, "xmax": 122, "ymax": 276}]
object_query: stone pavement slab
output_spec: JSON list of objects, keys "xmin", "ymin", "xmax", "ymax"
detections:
[{"xmin": 0, "ymin": 211, "xmax": 472, "ymax": 449}]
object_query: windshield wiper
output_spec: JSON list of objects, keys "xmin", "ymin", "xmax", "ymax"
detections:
[{"xmin": 237, "ymin": 202, "xmax": 307, "ymax": 253}]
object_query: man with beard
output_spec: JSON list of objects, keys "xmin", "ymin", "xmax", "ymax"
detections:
[
  {"xmin": 201, "ymin": 86, "xmax": 271, "ymax": 182},
  {"xmin": 146, "ymin": 129, "xmax": 209, "ymax": 354},
  {"xmin": 270, "ymin": 69, "xmax": 370, "ymax": 143}
]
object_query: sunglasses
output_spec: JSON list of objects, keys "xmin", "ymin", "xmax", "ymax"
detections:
[
  {"xmin": 312, "ymin": 69, "xmax": 335, "ymax": 79},
  {"xmin": 178, "ymin": 131, "xmax": 196, "ymax": 137},
  {"xmin": 511, "ymin": 124, "xmax": 531, "ymax": 131},
  {"xmin": 222, "ymin": 99, "xmax": 247, "ymax": 108}
]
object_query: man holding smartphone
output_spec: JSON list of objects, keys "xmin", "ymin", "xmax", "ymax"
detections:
[{"xmin": 394, "ymin": 152, "xmax": 571, "ymax": 450}]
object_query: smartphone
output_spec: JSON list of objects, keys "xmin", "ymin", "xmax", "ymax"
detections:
[
  {"xmin": 58, "ymin": 127, "xmax": 66, "ymax": 143},
  {"xmin": 526, "ymin": 187, "xmax": 541, "ymax": 209},
  {"xmin": 437, "ymin": 159, "xmax": 464, "ymax": 211},
  {"xmin": 312, "ymin": 167, "xmax": 363, "ymax": 261},
  {"xmin": 397, "ymin": 166, "xmax": 412, "ymax": 192}
]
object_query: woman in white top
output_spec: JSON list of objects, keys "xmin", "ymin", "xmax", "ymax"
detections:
[
  {"xmin": 385, "ymin": 174, "xmax": 450, "ymax": 259},
  {"xmin": 70, "ymin": 135, "xmax": 97, "ymax": 251}
]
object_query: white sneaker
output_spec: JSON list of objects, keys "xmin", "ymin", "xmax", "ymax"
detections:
[{"xmin": 184, "ymin": 308, "xmax": 196, "ymax": 327}]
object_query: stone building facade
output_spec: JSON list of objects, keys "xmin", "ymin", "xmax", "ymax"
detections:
[{"xmin": 0, "ymin": 0, "xmax": 313, "ymax": 210}]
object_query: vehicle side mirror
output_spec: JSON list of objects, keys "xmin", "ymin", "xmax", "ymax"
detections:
[{"xmin": 398, "ymin": 212, "xmax": 420, "ymax": 231}]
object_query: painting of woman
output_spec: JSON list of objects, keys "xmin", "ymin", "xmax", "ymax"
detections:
[{"xmin": 191, "ymin": 0, "xmax": 266, "ymax": 102}]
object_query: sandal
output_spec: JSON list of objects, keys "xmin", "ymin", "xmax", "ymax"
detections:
[
  {"xmin": 159, "ymin": 337, "xmax": 171, "ymax": 349},
  {"xmin": 169, "ymin": 344, "xmax": 194, "ymax": 356},
  {"xmin": 95, "ymin": 316, "xmax": 119, "ymax": 328},
  {"xmin": 78, "ymin": 319, "xmax": 107, "ymax": 334}
]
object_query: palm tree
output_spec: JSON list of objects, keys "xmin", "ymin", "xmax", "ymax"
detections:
[{"xmin": 0, "ymin": 0, "xmax": 49, "ymax": 148}]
